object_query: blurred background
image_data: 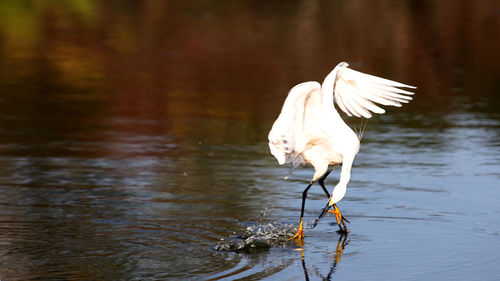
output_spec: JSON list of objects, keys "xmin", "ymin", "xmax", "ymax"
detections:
[{"xmin": 0, "ymin": 1, "xmax": 499, "ymax": 280}]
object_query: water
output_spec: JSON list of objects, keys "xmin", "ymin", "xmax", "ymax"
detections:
[{"xmin": 0, "ymin": 1, "xmax": 499, "ymax": 280}]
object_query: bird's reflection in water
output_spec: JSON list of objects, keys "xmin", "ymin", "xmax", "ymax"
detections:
[{"xmin": 300, "ymin": 233, "xmax": 349, "ymax": 281}]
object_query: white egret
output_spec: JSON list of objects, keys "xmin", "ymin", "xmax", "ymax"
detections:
[{"xmin": 268, "ymin": 62, "xmax": 415, "ymax": 239}]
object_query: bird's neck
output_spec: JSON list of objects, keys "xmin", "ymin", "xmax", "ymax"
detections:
[
  {"xmin": 321, "ymin": 73, "xmax": 335, "ymax": 110},
  {"xmin": 329, "ymin": 182, "xmax": 347, "ymax": 205},
  {"xmin": 320, "ymin": 65, "xmax": 343, "ymax": 118},
  {"xmin": 329, "ymin": 153, "xmax": 355, "ymax": 205}
]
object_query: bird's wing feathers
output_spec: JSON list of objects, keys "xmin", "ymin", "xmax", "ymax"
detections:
[
  {"xmin": 334, "ymin": 67, "xmax": 416, "ymax": 118},
  {"xmin": 268, "ymin": 82, "xmax": 322, "ymax": 166}
]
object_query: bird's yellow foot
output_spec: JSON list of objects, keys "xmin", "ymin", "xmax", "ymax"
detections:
[
  {"xmin": 290, "ymin": 218, "xmax": 305, "ymax": 240},
  {"xmin": 328, "ymin": 204, "xmax": 350, "ymax": 233}
]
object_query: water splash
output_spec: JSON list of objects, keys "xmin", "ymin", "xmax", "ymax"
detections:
[{"xmin": 215, "ymin": 222, "xmax": 297, "ymax": 253}]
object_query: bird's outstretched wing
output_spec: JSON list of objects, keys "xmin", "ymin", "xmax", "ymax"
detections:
[
  {"xmin": 268, "ymin": 82, "xmax": 322, "ymax": 167},
  {"xmin": 334, "ymin": 66, "xmax": 416, "ymax": 118}
]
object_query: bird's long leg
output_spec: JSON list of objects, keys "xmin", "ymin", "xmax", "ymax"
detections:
[
  {"xmin": 290, "ymin": 181, "xmax": 314, "ymax": 240},
  {"xmin": 317, "ymin": 165, "xmax": 340, "ymax": 197},
  {"xmin": 317, "ymin": 170, "xmax": 332, "ymax": 198}
]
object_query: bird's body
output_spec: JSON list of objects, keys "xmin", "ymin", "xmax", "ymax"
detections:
[{"xmin": 268, "ymin": 62, "xmax": 415, "ymax": 238}]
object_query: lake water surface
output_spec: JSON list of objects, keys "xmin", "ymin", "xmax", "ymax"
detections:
[{"xmin": 0, "ymin": 1, "xmax": 499, "ymax": 280}]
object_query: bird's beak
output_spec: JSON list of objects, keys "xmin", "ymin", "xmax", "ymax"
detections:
[{"xmin": 311, "ymin": 202, "xmax": 332, "ymax": 228}]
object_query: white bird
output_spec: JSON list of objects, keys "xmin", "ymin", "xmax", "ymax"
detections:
[{"xmin": 268, "ymin": 62, "xmax": 415, "ymax": 239}]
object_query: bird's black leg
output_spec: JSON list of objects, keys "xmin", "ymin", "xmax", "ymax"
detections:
[
  {"xmin": 318, "ymin": 170, "xmax": 333, "ymax": 198},
  {"xmin": 290, "ymin": 181, "xmax": 314, "ymax": 240},
  {"xmin": 318, "ymin": 165, "xmax": 340, "ymax": 198}
]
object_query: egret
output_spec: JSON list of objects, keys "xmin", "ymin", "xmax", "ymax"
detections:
[{"xmin": 268, "ymin": 62, "xmax": 415, "ymax": 239}]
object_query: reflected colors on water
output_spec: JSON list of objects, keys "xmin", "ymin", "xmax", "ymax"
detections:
[{"xmin": 0, "ymin": 1, "xmax": 500, "ymax": 280}]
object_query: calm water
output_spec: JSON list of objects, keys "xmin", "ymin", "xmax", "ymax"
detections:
[{"xmin": 1, "ymin": 1, "xmax": 500, "ymax": 280}]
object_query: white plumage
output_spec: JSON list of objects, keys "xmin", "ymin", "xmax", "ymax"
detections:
[{"xmin": 268, "ymin": 62, "xmax": 415, "ymax": 237}]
